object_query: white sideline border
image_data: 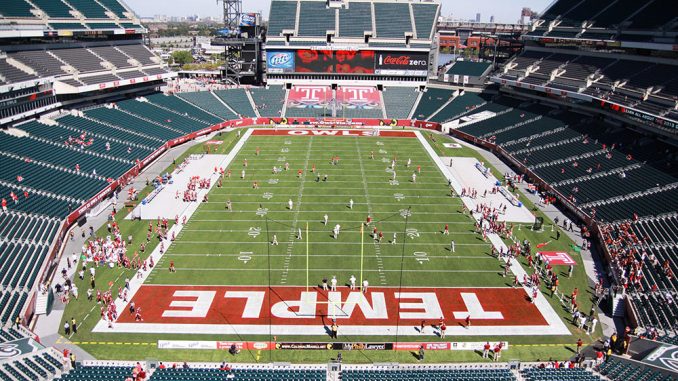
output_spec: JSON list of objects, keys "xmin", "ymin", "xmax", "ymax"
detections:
[
  {"xmin": 93, "ymin": 128, "xmax": 569, "ymax": 336},
  {"xmin": 92, "ymin": 128, "xmax": 253, "ymax": 333},
  {"xmin": 416, "ymin": 130, "xmax": 569, "ymax": 336}
]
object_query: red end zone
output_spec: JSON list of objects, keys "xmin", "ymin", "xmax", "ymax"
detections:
[
  {"xmin": 117, "ymin": 286, "xmax": 546, "ymax": 327},
  {"xmin": 251, "ymin": 129, "xmax": 416, "ymax": 137}
]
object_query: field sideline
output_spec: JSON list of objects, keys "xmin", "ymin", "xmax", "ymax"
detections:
[{"xmin": 59, "ymin": 128, "xmax": 599, "ymax": 363}]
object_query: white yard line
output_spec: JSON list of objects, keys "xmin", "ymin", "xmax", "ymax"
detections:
[
  {"xmin": 181, "ymin": 229, "xmax": 479, "ymax": 235},
  {"xmin": 174, "ymin": 241, "xmax": 491, "ymax": 246},
  {"xmin": 189, "ymin": 219, "xmax": 473, "ymax": 224},
  {"xmin": 280, "ymin": 137, "xmax": 313, "ymax": 284},
  {"xmin": 164, "ymin": 253, "xmax": 497, "ymax": 259},
  {"xmin": 356, "ymin": 138, "xmax": 388, "ymax": 285},
  {"xmin": 156, "ymin": 268, "xmax": 500, "ymax": 273},
  {"xmin": 197, "ymin": 210, "xmax": 465, "ymax": 215},
  {"xmin": 208, "ymin": 194, "xmax": 456, "ymax": 199}
]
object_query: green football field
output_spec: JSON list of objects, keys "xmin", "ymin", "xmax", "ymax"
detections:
[
  {"xmin": 59, "ymin": 129, "xmax": 599, "ymax": 363},
  {"xmin": 150, "ymin": 134, "xmax": 501, "ymax": 289}
]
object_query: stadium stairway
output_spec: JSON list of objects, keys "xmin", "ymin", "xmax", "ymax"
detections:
[
  {"xmin": 249, "ymin": 85, "xmax": 285, "ymax": 118},
  {"xmin": 245, "ymin": 89, "xmax": 260, "ymax": 118},
  {"xmin": 425, "ymin": 90, "xmax": 459, "ymax": 121},
  {"xmin": 383, "ymin": 86, "xmax": 419, "ymax": 119},
  {"xmin": 213, "ymin": 89, "xmax": 257, "ymax": 118},
  {"xmin": 84, "ymin": 107, "xmax": 184, "ymax": 141},
  {"xmin": 378, "ymin": 89, "xmax": 387, "ymax": 119},
  {"xmin": 428, "ymin": 92, "xmax": 488, "ymax": 124},
  {"xmin": 411, "ymin": 87, "xmax": 455, "ymax": 120},
  {"xmin": 57, "ymin": 113, "xmax": 165, "ymax": 149},
  {"xmin": 176, "ymin": 91, "xmax": 238, "ymax": 120},
  {"xmin": 144, "ymin": 94, "xmax": 223, "ymax": 125},
  {"xmin": 117, "ymin": 99, "xmax": 211, "ymax": 134},
  {"xmin": 407, "ymin": 89, "xmax": 424, "ymax": 119}
]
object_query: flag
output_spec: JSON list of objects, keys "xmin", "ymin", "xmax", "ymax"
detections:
[
  {"xmin": 16, "ymin": 175, "xmax": 23, "ymax": 182},
  {"xmin": 536, "ymin": 241, "xmax": 551, "ymax": 249},
  {"xmin": 570, "ymin": 244, "xmax": 581, "ymax": 253}
]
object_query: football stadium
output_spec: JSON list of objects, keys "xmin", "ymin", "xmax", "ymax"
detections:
[{"xmin": 0, "ymin": 0, "xmax": 677, "ymax": 380}]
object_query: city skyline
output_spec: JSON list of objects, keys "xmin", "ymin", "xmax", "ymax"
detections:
[{"xmin": 126, "ymin": 0, "xmax": 551, "ymax": 24}]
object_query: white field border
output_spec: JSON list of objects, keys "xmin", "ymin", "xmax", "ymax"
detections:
[{"xmin": 93, "ymin": 128, "xmax": 570, "ymax": 336}]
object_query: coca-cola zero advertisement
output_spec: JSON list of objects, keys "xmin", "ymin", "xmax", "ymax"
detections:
[{"xmin": 375, "ymin": 52, "xmax": 429, "ymax": 76}]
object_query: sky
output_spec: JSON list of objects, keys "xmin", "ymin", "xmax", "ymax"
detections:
[{"xmin": 125, "ymin": 0, "xmax": 552, "ymax": 24}]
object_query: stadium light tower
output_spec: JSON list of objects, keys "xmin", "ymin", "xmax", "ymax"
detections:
[
  {"xmin": 214, "ymin": 0, "xmax": 262, "ymax": 85},
  {"xmin": 217, "ymin": 0, "xmax": 241, "ymax": 33}
]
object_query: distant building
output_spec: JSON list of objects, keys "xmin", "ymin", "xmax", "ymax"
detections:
[
  {"xmin": 490, "ymin": 15, "xmax": 494, "ymax": 23},
  {"xmin": 520, "ymin": 7, "xmax": 533, "ymax": 24},
  {"xmin": 475, "ymin": 13, "xmax": 480, "ymax": 22}
]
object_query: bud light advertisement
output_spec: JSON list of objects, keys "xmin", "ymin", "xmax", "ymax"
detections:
[
  {"xmin": 266, "ymin": 51, "xmax": 295, "ymax": 73},
  {"xmin": 240, "ymin": 13, "xmax": 257, "ymax": 27},
  {"xmin": 375, "ymin": 52, "xmax": 429, "ymax": 76}
]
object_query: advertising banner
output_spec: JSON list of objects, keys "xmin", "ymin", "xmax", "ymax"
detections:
[
  {"xmin": 240, "ymin": 13, "xmax": 257, "ymax": 27},
  {"xmin": 295, "ymin": 50, "xmax": 375, "ymax": 73},
  {"xmin": 337, "ymin": 86, "xmax": 381, "ymax": 110},
  {"xmin": 538, "ymin": 251, "xmax": 576, "ymax": 266},
  {"xmin": 334, "ymin": 50, "xmax": 375, "ymax": 74},
  {"xmin": 157, "ymin": 340, "xmax": 273, "ymax": 350},
  {"xmin": 392, "ymin": 341, "xmax": 508, "ymax": 351},
  {"xmin": 266, "ymin": 51, "xmax": 295, "ymax": 73},
  {"xmin": 276, "ymin": 342, "xmax": 392, "ymax": 350},
  {"xmin": 375, "ymin": 52, "xmax": 428, "ymax": 76},
  {"xmin": 287, "ymin": 85, "xmax": 332, "ymax": 109},
  {"xmin": 296, "ymin": 49, "xmax": 334, "ymax": 72},
  {"xmin": 276, "ymin": 342, "xmax": 332, "ymax": 350}
]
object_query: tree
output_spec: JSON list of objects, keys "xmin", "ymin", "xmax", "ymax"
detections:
[{"xmin": 172, "ymin": 50, "xmax": 194, "ymax": 66}]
